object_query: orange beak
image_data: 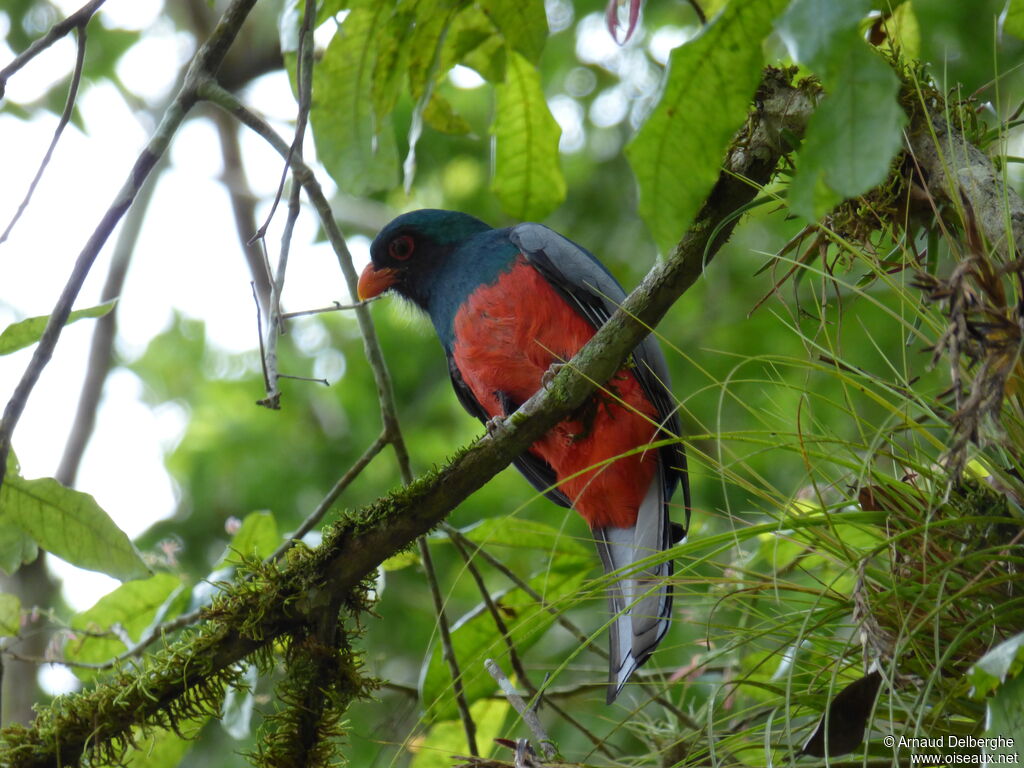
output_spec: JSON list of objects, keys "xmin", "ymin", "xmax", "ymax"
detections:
[{"xmin": 357, "ymin": 264, "xmax": 398, "ymax": 301}]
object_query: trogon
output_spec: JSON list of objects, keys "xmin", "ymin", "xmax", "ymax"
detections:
[{"xmin": 358, "ymin": 209, "xmax": 689, "ymax": 703}]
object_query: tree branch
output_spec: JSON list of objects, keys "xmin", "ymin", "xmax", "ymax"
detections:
[
  {"xmin": 0, "ymin": 68, "xmax": 812, "ymax": 768},
  {"xmin": 0, "ymin": 0, "xmax": 261, "ymax": 492}
]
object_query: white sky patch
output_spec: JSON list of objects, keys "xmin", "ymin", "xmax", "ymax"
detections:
[
  {"xmin": 449, "ymin": 64, "xmax": 486, "ymax": 89},
  {"xmin": 590, "ymin": 86, "xmax": 628, "ymax": 128},
  {"xmin": 545, "ymin": 0, "xmax": 574, "ymax": 34},
  {"xmin": 0, "ymin": 33, "xmax": 76, "ymax": 103},
  {"xmin": 549, "ymin": 94, "xmax": 585, "ymax": 153},
  {"xmin": 37, "ymin": 663, "xmax": 81, "ymax": 698},
  {"xmin": 116, "ymin": 24, "xmax": 194, "ymax": 103},
  {"xmin": 648, "ymin": 25, "xmax": 697, "ymax": 65},
  {"xmin": 99, "ymin": 0, "xmax": 165, "ymax": 31}
]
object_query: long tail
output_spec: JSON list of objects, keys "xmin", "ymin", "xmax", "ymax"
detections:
[{"xmin": 593, "ymin": 476, "xmax": 675, "ymax": 703}]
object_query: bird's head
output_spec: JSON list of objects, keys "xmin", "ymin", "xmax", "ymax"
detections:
[{"xmin": 358, "ymin": 209, "xmax": 492, "ymax": 310}]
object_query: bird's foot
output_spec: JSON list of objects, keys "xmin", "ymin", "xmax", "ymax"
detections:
[
  {"xmin": 484, "ymin": 415, "xmax": 504, "ymax": 435},
  {"xmin": 541, "ymin": 362, "xmax": 565, "ymax": 390}
]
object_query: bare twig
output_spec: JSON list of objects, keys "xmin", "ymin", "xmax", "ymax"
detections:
[
  {"xmin": 0, "ymin": 0, "xmax": 261, "ymax": 492},
  {"xmin": 485, "ymin": 659, "xmax": 557, "ymax": 761},
  {"xmin": 1, "ymin": 21, "xmax": 89, "ymax": 244},
  {"xmin": 420, "ymin": 537, "xmax": 479, "ymax": 756},
  {"xmin": 281, "ymin": 297, "xmax": 380, "ymax": 319},
  {"xmin": 270, "ymin": 431, "xmax": 389, "ymax": 562},
  {"xmin": 55, "ymin": 150, "xmax": 170, "ymax": 487},
  {"xmin": 212, "ymin": 109, "xmax": 273, "ymax": 313},
  {"xmin": 0, "ymin": 0, "xmax": 105, "ymax": 97}
]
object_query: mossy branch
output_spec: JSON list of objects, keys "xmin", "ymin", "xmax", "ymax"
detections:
[{"xmin": 0, "ymin": 68, "xmax": 812, "ymax": 767}]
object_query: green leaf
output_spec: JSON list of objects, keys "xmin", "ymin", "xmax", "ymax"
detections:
[
  {"xmin": 787, "ymin": 37, "xmax": 907, "ymax": 221},
  {"xmin": 371, "ymin": 6, "xmax": 415, "ymax": 118},
  {"xmin": 123, "ymin": 717, "xmax": 206, "ymax": 768},
  {"xmin": 0, "ymin": 523, "xmax": 38, "ymax": 575},
  {"xmin": 0, "ymin": 453, "xmax": 149, "ymax": 581},
  {"xmin": 312, "ymin": 6, "xmax": 400, "ymax": 195},
  {"xmin": 381, "ymin": 548, "xmax": 419, "ymax": 571},
  {"xmin": 445, "ymin": 5, "xmax": 507, "ymax": 82},
  {"xmin": 410, "ymin": 697, "xmax": 509, "ymax": 768},
  {"xmin": 478, "ymin": 0, "xmax": 547, "ymax": 64},
  {"xmin": 626, "ymin": 0, "xmax": 789, "ymax": 252},
  {"xmin": 0, "ymin": 299, "xmax": 117, "ymax": 356},
  {"xmin": 419, "ymin": 561, "xmax": 589, "ymax": 722},
  {"xmin": 460, "ymin": 517, "xmax": 591, "ymax": 561},
  {"xmin": 775, "ymin": 0, "xmax": 868, "ymax": 71},
  {"xmin": 219, "ymin": 511, "xmax": 279, "ymax": 568},
  {"xmin": 985, "ymin": 673, "xmax": 1024, "ymax": 754},
  {"xmin": 422, "ymin": 92, "xmax": 472, "ymax": 135},
  {"xmin": 1005, "ymin": 0, "xmax": 1024, "ymax": 40},
  {"xmin": 66, "ymin": 573, "xmax": 184, "ymax": 677},
  {"xmin": 969, "ymin": 631, "xmax": 1024, "ymax": 699},
  {"xmin": 0, "ymin": 593, "xmax": 21, "ymax": 637},
  {"xmin": 491, "ymin": 49, "xmax": 566, "ymax": 221}
]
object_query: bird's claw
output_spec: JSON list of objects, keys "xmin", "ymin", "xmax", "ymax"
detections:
[
  {"xmin": 541, "ymin": 362, "xmax": 565, "ymax": 390},
  {"xmin": 484, "ymin": 415, "xmax": 504, "ymax": 435}
]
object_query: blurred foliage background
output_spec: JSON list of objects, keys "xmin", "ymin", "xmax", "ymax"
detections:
[{"xmin": 2, "ymin": 0, "xmax": 1024, "ymax": 766}]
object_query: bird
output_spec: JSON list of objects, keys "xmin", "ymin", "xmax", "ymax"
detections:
[{"xmin": 358, "ymin": 209, "xmax": 689, "ymax": 702}]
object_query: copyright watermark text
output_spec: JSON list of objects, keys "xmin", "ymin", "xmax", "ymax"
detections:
[{"xmin": 882, "ymin": 735, "xmax": 1019, "ymax": 765}]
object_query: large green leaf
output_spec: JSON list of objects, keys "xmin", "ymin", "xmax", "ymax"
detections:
[
  {"xmin": 0, "ymin": 453, "xmax": 149, "ymax": 581},
  {"xmin": 0, "ymin": 523, "xmax": 38, "ymax": 575},
  {"xmin": 1005, "ymin": 0, "xmax": 1024, "ymax": 39},
  {"xmin": 778, "ymin": 0, "xmax": 907, "ymax": 221},
  {"xmin": 491, "ymin": 50, "xmax": 565, "ymax": 221},
  {"xmin": 626, "ymin": 0, "xmax": 789, "ymax": 252},
  {"xmin": 419, "ymin": 561, "xmax": 589, "ymax": 722},
  {"xmin": 123, "ymin": 717, "xmax": 207, "ymax": 768},
  {"xmin": 459, "ymin": 516, "xmax": 591, "ymax": 561},
  {"xmin": 985, "ymin": 673, "xmax": 1024, "ymax": 755},
  {"xmin": 787, "ymin": 37, "xmax": 906, "ymax": 220},
  {"xmin": 217, "ymin": 510, "xmax": 279, "ymax": 568},
  {"xmin": 444, "ymin": 4, "xmax": 508, "ymax": 82},
  {"xmin": 0, "ymin": 299, "xmax": 117, "ymax": 356},
  {"xmin": 970, "ymin": 631, "xmax": 1024, "ymax": 699},
  {"xmin": 775, "ymin": 0, "xmax": 868, "ymax": 71},
  {"xmin": 311, "ymin": 6, "xmax": 399, "ymax": 195},
  {"xmin": 478, "ymin": 0, "xmax": 547, "ymax": 64},
  {"xmin": 410, "ymin": 697, "xmax": 509, "ymax": 768},
  {"xmin": 65, "ymin": 572, "xmax": 184, "ymax": 677}
]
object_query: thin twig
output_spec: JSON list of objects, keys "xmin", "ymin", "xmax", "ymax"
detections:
[
  {"xmin": 420, "ymin": 537, "xmax": 479, "ymax": 756},
  {"xmin": 0, "ymin": 0, "xmax": 261, "ymax": 493},
  {"xmin": 449, "ymin": 532, "xmax": 539, "ymax": 700},
  {"xmin": 281, "ymin": 297, "xmax": 380, "ymax": 319},
  {"xmin": 199, "ymin": 83, "xmax": 470, "ymax": 753},
  {"xmin": 1, "ymin": 21, "xmax": 89, "ymax": 244},
  {"xmin": 440, "ymin": 523, "xmax": 604, "ymax": 658},
  {"xmin": 485, "ymin": 659, "xmax": 557, "ymax": 761},
  {"xmin": 0, "ymin": 0, "xmax": 105, "ymax": 96},
  {"xmin": 212, "ymin": 108, "xmax": 272, "ymax": 313},
  {"xmin": 55, "ymin": 143, "xmax": 172, "ymax": 486},
  {"xmin": 270, "ymin": 431, "xmax": 389, "ymax": 562}
]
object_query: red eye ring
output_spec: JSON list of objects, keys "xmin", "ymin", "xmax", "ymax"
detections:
[{"xmin": 389, "ymin": 235, "xmax": 414, "ymax": 261}]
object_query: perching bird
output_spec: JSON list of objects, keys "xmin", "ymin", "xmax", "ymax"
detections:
[{"xmin": 358, "ymin": 209, "xmax": 689, "ymax": 702}]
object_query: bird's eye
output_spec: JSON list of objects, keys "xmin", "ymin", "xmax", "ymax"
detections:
[{"xmin": 389, "ymin": 235, "xmax": 414, "ymax": 261}]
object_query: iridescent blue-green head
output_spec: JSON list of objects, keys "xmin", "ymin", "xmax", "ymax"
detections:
[
  {"xmin": 358, "ymin": 209, "xmax": 522, "ymax": 345},
  {"xmin": 358, "ymin": 209, "xmax": 492, "ymax": 308}
]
